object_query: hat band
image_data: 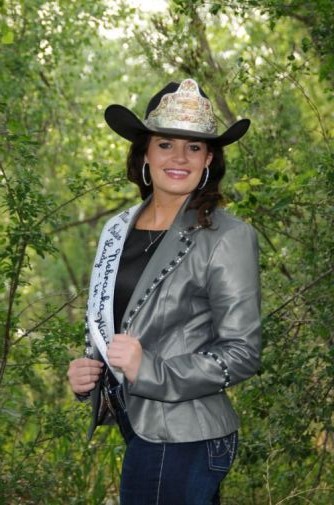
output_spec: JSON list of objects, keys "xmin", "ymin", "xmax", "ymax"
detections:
[{"xmin": 144, "ymin": 115, "xmax": 217, "ymax": 135}]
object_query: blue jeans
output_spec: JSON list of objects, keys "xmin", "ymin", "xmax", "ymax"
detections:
[{"xmin": 118, "ymin": 412, "xmax": 238, "ymax": 505}]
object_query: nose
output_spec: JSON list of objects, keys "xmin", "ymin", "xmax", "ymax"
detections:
[{"xmin": 172, "ymin": 143, "xmax": 188, "ymax": 163}]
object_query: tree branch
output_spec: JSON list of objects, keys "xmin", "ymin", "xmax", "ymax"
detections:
[
  {"xmin": 266, "ymin": 267, "xmax": 334, "ymax": 318},
  {"xmin": 252, "ymin": 223, "xmax": 293, "ymax": 281},
  {"xmin": 262, "ymin": 56, "xmax": 330, "ymax": 147},
  {"xmin": 192, "ymin": 10, "xmax": 236, "ymax": 124},
  {"xmin": 12, "ymin": 292, "xmax": 82, "ymax": 346},
  {"xmin": 36, "ymin": 181, "xmax": 115, "ymax": 227},
  {"xmin": 49, "ymin": 207, "xmax": 122, "ymax": 234}
]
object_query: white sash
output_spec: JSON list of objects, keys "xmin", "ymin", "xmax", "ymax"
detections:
[{"xmin": 87, "ymin": 203, "xmax": 141, "ymax": 382}]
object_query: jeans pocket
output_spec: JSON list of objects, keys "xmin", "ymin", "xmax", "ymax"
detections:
[{"xmin": 206, "ymin": 431, "xmax": 238, "ymax": 472}]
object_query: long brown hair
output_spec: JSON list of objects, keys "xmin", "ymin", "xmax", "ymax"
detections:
[{"xmin": 126, "ymin": 134, "xmax": 226, "ymax": 228}]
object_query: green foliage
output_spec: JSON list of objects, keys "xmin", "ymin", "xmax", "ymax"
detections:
[{"xmin": 0, "ymin": 0, "xmax": 333, "ymax": 503}]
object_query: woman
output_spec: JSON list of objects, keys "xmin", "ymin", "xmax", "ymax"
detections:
[{"xmin": 67, "ymin": 78, "xmax": 261, "ymax": 505}]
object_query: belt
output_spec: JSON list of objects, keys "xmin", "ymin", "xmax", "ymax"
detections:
[{"xmin": 102, "ymin": 368, "xmax": 126, "ymax": 415}]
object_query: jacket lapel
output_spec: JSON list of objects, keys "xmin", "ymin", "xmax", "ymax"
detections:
[{"xmin": 121, "ymin": 201, "xmax": 201, "ymax": 333}]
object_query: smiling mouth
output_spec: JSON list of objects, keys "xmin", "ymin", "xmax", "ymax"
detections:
[{"xmin": 164, "ymin": 169, "xmax": 191, "ymax": 176}]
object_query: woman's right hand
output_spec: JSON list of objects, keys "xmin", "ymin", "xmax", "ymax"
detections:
[{"xmin": 67, "ymin": 358, "xmax": 104, "ymax": 395}]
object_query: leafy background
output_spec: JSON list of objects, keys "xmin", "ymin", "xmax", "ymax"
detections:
[{"xmin": 0, "ymin": 0, "xmax": 333, "ymax": 503}]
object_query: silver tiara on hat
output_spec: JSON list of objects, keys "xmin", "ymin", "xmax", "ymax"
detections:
[{"xmin": 144, "ymin": 79, "xmax": 217, "ymax": 136}]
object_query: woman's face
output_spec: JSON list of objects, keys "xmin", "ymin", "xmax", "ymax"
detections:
[{"xmin": 145, "ymin": 136, "xmax": 213, "ymax": 199}]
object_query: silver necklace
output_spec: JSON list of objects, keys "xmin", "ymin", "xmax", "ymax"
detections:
[{"xmin": 144, "ymin": 230, "xmax": 166, "ymax": 253}]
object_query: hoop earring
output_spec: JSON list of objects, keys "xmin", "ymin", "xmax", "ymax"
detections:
[
  {"xmin": 198, "ymin": 166, "xmax": 209, "ymax": 190},
  {"xmin": 142, "ymin": 162, "xmax": 151, "ymax": 186}
]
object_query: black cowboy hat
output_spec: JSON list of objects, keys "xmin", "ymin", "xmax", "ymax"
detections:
[{"xmin": 105, "ymin": 79, "xmax": 250, "ymax": 145}]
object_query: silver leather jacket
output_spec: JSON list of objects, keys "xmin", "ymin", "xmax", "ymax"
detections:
[{"xmin": 87, "ymin": 200, "xmax": 261, "ymax": 443}]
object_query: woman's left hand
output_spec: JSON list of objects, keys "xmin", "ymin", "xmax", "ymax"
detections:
[{"xmin": 107, "ymin": 333, "xmax": 143, "ymax": 384}]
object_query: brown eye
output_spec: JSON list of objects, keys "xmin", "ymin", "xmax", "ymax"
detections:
[
  {"xmin": 158, "ymin": 142, "xmax": 171, "ymax": 149},
  {"xmin": 189, "ymin": 144, "xmax": 201, "ymax": 152}
]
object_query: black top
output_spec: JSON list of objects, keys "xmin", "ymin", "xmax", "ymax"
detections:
[{"xmin": 113, "ymin": 228, "xmax": 166, "ymax": 333}]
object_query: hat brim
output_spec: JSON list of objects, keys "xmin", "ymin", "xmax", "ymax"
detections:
[{"xmin": 105, "ymin": 104, "xmax": 250, "ymax": 146}]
